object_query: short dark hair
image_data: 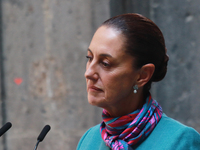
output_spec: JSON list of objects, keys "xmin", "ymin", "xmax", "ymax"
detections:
[{"xmin": 102, "ymin": 13, "xmax": 169, "ymax": 93}]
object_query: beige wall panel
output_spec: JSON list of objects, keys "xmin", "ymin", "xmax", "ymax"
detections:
[{"xmin": 2, "ymin": 0, "xmax": 109, "ymax": 149}]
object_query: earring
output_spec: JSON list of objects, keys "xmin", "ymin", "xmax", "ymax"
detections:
[{"xmin": 133, "ymin": 85, "xmax": 138, "ymax": 94}]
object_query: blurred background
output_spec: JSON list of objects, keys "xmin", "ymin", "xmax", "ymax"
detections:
[{"xmin": 0, "ymin": 0, "xmax": 200, "ymax": 149}]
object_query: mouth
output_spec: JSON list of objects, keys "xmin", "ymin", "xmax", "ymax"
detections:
[{"xmin": 88, "ymin": 85, "xmax": 103, "ymax": 92}]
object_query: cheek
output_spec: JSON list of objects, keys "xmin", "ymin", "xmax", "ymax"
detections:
[{"xmin": 103, "ymin": 73, "xmax": 132, "ymax": 94}]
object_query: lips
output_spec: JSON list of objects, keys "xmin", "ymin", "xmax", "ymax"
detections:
[{"xmin": 88, "ymin": 85, "xmax": 103, "ymax": 92}]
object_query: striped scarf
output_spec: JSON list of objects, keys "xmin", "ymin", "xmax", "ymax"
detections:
[{"xmin": 100, "ymin": 94, "xmax": 162, "ymax": 150}]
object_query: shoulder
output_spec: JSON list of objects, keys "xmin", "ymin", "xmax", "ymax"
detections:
[
  {"xmin": 158, "ymin": 114, "xmax": 200, "ymax": 136},
  {"xmin": 158, "ymin": 114, "xmax": 200, "ymax": 139},
  {"xmin": 137, "ymin": 114, "xmax": 200, "ymax": 150},
  {"xmin": 77, "ymin": 124, "xmax": 109, "ymax": 150},
  {"xmin": 160, "ymin": 114, "xmax": 200, "ymax": 149},
  {"xmin": 158, "ymin": 113, "xmax": 193, "ymax": 131},
  {"xmin": 80, "ymin": 124, "xmax": 100, "ymax": 137}
]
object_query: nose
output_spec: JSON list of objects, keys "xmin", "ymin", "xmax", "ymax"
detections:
[{"xmin": 85, "ymin": 62, "xmax": 99, "ymax": 81}]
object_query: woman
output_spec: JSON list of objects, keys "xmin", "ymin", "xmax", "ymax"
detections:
[{"xmin": 77, "ymin": 13, "xmax": 200, "ymax": 150}]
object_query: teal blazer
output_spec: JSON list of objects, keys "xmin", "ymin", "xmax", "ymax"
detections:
[{"xmin": 77, "ymin": 114, "xmax": 200, "ymax": 150}]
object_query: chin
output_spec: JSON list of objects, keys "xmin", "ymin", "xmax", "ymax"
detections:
[
  {"xmin": 88, "ymin": 98, "xmax": 99, "ymax": 106},
  {"xmin": 87, "ymin": 96, "xmax": 104, "ymax": 107}
]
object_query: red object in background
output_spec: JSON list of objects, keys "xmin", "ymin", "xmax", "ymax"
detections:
[{"xmin": 14, "ymin": 78, "xmax": 23, "ymax": 85}]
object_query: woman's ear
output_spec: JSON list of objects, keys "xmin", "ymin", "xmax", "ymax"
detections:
[{"xmin": 136, "ymin": 64, "xmax": 155, "ymax": 87}]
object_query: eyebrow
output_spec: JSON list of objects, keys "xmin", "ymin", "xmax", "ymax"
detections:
[{"xmin": 87, "ymin": 48, "xmax": 113, "ymax": 58}]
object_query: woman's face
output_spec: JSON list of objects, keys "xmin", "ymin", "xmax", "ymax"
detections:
[{"xmin": 85, "ymin": 26, "xmax": 139, "ymax": 111}]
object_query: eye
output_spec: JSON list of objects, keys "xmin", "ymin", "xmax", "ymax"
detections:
[
  {"xmin": 101, "ymin": 61, "xmax": 110, "ymax": 67},
  {"xmin": 86, "ymin": 55, "xmax": 92, "ymax": 61}
]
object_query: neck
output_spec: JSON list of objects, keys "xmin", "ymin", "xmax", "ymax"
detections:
[{"xmin": 104, "ymin": 89, "xmax": 146, "ymax": 117}]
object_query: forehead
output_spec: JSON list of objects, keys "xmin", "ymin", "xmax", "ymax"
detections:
[{"xmin": 89, "ymin": 26, "xmax": 126, "ymax": 57}]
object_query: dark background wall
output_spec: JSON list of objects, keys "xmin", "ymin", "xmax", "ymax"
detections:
[
  {"xmin": 0, "ymin": 0, "xmax": 200, "ymax": 149},
  {"xmin": 151, "ymin": 0, "xmax": 200, "ymax": 132},
  {"xmin": 110, "ymin": 0, "xmax": 200, "ymax": 132}
]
